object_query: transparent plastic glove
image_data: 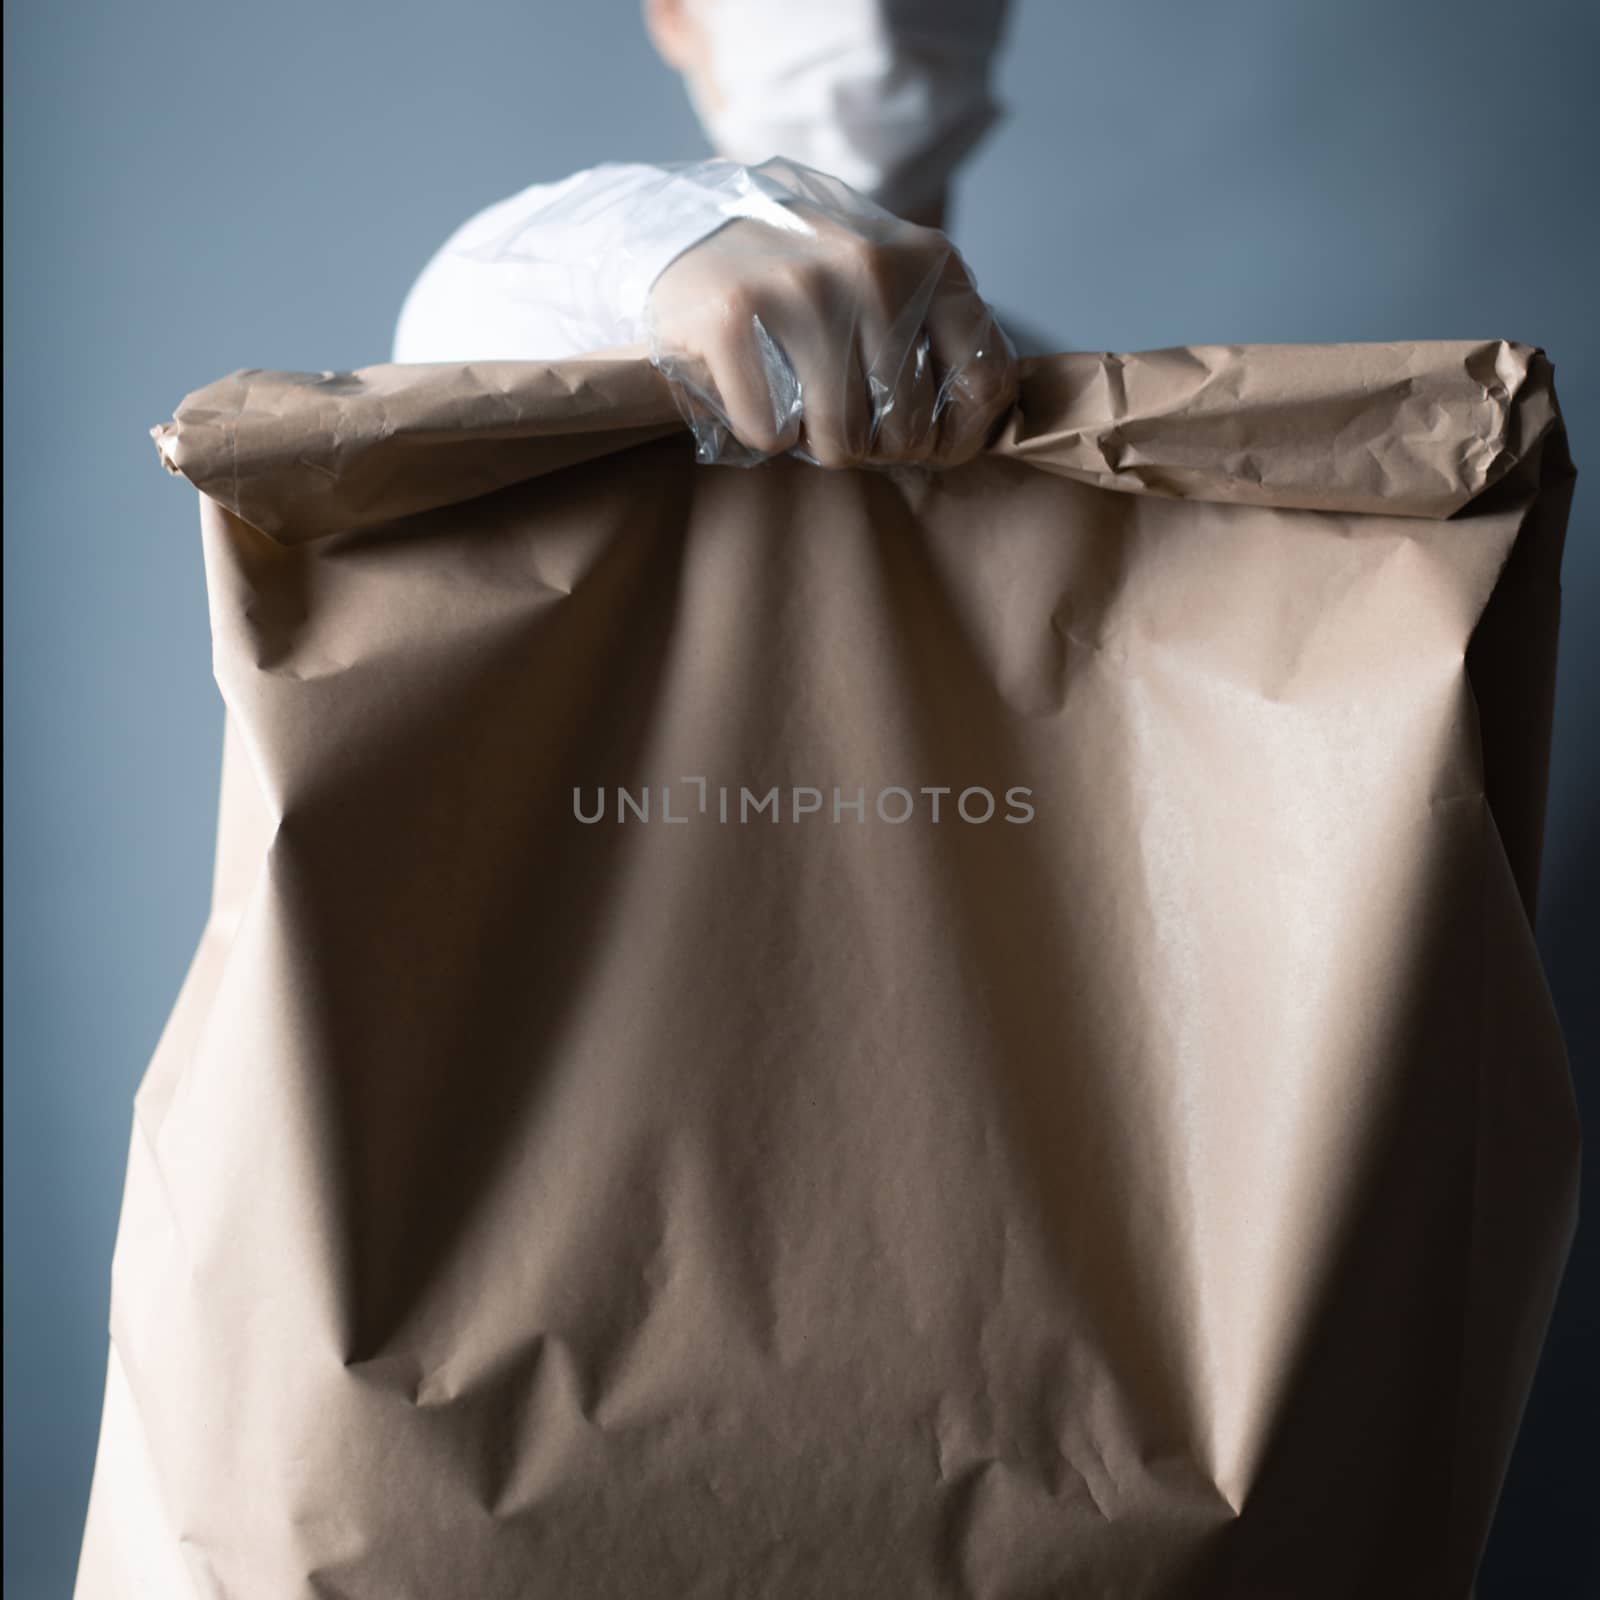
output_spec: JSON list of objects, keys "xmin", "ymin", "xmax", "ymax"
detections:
[{"xmin": 644, "ymin": 158, "xmax": 1017, "ymax": 469}]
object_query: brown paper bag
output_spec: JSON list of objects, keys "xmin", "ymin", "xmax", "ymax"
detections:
[{"xmin": 77, "ymin": 343, "xmax": 1577, "ymax": 1598}]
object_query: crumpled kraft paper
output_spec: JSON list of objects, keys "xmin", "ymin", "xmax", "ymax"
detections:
[{"xmin": 77, "ymin": 342, "xmax": 1577, "ymax": 1598}]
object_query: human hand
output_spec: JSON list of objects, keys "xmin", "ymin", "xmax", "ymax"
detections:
[{"xmin": 645, "ymin": 160, "xmax": 1016, "ymax": 469}]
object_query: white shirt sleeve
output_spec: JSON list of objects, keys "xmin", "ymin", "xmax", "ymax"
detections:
[{"xmin": 392, "ymin": 162, "xmax": 751, "ymax": 363}]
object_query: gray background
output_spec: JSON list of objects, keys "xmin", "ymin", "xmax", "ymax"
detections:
[{"xmin": 5, "ymin": 0, "xmax": 1596, "ymax": 1592}]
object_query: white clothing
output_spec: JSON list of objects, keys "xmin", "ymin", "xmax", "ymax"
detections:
[{"xmin": 394, "ymin": 163, "xmax": 741, "ymax": 363}]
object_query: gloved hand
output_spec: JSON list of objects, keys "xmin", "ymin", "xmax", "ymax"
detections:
[{"xmin": 645, "ymin": 158, "xmax": 1017, "ymax": 469}]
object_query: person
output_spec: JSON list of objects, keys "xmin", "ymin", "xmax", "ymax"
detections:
[{"xmin": 392, "ymin": 0, "xmax": 1019, "ymax": 468}]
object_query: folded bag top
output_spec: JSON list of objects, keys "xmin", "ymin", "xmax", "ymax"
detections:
[{"xmin": 153, "ymin": 340, "xmax": 1561, "ymax": 543}]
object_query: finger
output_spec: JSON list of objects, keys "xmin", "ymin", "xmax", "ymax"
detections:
[
  {"xmin": 864, "ymin": 329, "xmax": 940, "ymax": 465},
  {"xmin": 700, "ymin": 311, "xmax": 804, "ymax": 461},
  {"xmin": 852, "ymin": 239, "xmax": 944, "ymax": 463},
  {"xmin": 649, "ymin": 343, "xmax": 734, "ymax": 464},
  {"xmin": 925, "ymin": 294, "xmax": 1018, "ymax": 466},
  {"xmin": 775, "ymin": 298, "xmax": 871, "ymax": 469}
]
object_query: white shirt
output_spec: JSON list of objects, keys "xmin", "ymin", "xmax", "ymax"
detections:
[{"xmin": 394, "ymin": 162, "xmax": 775, "ymax": 363}]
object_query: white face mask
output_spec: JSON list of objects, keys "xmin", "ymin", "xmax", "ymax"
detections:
[{"xmin": 686, "ymin": 0, "xmax": 1011, "ymax": 220}]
